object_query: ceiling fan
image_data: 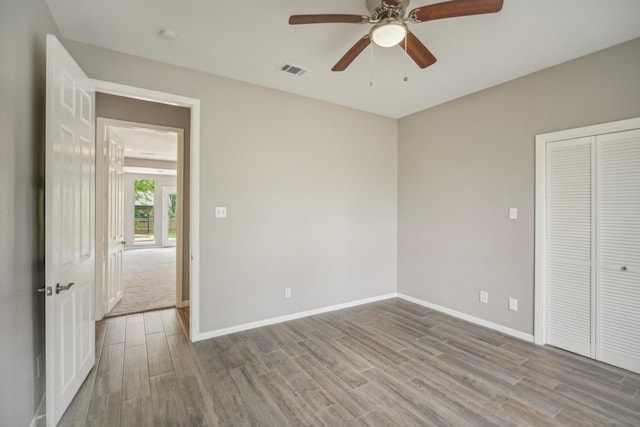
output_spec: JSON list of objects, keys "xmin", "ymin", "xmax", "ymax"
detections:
[{"xmin": 289, "ymin": 0, "xmax": 504, "ymax": 71}]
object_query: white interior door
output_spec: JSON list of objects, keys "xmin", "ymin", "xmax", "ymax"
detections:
[
  {"xmin": 543, "ymin": 127, "xmax": 640, "ymax": 374},
  {"xmin": 45, "ymin": 34, "xmax": 95, "ymax": 426},
  {"xmin": 596, "ymin": 129, "xmax": 640, "ymax": 373},
  {"xmin": 106, "ymin": 127, "xmax": 125, "ymax": 312},
  {"xmin": 163, "ymin": 187, "xmax": 177, "ymax": 247},
  {"xmin": 544, "ymin": 137, "xmax": 594, "ymax": 358}
]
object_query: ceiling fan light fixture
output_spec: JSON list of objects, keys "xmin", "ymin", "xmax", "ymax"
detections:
[{"xmin": 370, "ymin": 21, "xmax": 407, "ymax": 47}]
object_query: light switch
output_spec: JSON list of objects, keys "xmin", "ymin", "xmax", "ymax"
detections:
[
  {"xmin": 509, "ymin": 208, "xmax": 518, "ymax": 220},
  {"xmin": 215, "ymin": 207, "xmax": 227, "ymax": 219},
  {"xmin": 480, "ymin": 291, "xmax": 488, "ymax": 304}
]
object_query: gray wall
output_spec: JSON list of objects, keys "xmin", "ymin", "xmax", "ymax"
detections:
[
  {"xmin": 0, "ymin": 0, "xmax": 59, "ymax": 425},
  {"xmin": 66, "ymin": 39, "xmax": 399, "ymax": 332},
  {"xmin": 97, "ymin": 93, "xmax": 192, "ymax": 300},
  {"xmin": 4, "ymin": 3, "xmax": 634, "ymax": 422},
  {"xmin": 124, "ymin": 173, "xmax": 177, "ymax": 249},
  {"xmin": 398, "ymin": 38, "xmax": 640, "ymax": 334}
]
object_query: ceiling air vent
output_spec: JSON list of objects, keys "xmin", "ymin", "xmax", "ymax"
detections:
[{"xmin": 280, "ymin": 63, "xmax": 307, "ymax": 76}]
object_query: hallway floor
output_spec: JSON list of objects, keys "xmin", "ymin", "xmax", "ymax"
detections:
[{"xmin": 107, "ymin": 247, "xmax": 176, "ymax": 317}]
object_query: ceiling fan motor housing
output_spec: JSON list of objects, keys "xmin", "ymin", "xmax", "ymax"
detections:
[{"xmin": 367, "ymin": 0, "xmax": 410, "ymax": 21}]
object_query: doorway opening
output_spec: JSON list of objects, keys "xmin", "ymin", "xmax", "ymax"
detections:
[
  {"xmin": 96, "ymin": 118, "xmax": 185, "ymax": 323},
  {"xmin": 91, "ymin": 80, "xmax": 201, "ymax": 343}
]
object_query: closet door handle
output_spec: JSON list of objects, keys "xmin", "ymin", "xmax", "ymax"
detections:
[{"xmin": 621, "ymin": 266, "xmax": 628, "ymax": 271}]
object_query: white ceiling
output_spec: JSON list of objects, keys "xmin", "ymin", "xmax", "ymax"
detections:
[
  {"xmin": 47, "ymin": 0, "xmax": 640, "ymax": 118},
  {"xmin": 112, "ymin": 125, "xmax": 177, "ymax": 176},
  {"xmin": 110, "ymin": 126, "xmax": 177, "ymax": 161},
  {"xmin": 124, "ymin": 166, "xmax": 177, "ymax": 177}
]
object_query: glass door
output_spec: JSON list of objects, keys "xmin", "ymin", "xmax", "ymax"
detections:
[{"xmin": 163, "ymin": 186, "xmax": 177, "ymax": 247}]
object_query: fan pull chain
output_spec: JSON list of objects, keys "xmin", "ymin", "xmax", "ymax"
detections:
[
  {"xmin": 403, "ymin": 36, "xmax": 409, "ymax": 82},
  {"xmin": 369, "ymin": 44, "xmax": 374, "ymax": 87}
]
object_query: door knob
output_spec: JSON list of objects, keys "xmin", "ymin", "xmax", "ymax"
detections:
[
  {"xmin": 56, "ymin": 282, "xmax": 75, "ymax": 294},
  {"xmin": 621, "ymin": 266, "xmax": 628, "ymax": 271},
  {"xmin": 120, "ymin": 240, "xmax": 127, "ymax": 245}
]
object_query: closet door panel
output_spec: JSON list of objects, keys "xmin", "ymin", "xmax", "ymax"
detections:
[
  {"xmin": 597, "ymin": 129, "xmax": 640, "ymax": 373},
  {"xmin": 545, "ymin": 138, "xmax": 593, "ymax": 357}
]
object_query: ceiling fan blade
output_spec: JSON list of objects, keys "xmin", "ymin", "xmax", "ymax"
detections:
[
  {"xmin": 399, "ymin": 32, "xmax": 437, "ymax": 68},
  {"xmin": 332, "ymin": 36, "xmax": 372, "ymax": 72},
  {"xmin": 289, "ymin": 14, "xmax": 367, "ymax": 25},
  {"xmin": 410, "ymin": 0, "xmax": 503, "ymax": 22}
]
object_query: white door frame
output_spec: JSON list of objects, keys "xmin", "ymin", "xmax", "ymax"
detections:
[
  {"xmin": 92, "ymin": 79, "xmax": 201, "ymax": 340},
  {"xmin": 534, "ymin": 116, "xmax": 640, "ymax": 345}
]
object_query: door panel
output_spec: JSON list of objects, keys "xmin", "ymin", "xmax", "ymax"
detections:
[
  {"xmin": 106, "ymin": 128, "xmax": 125, "ymax": 312},
  {"xmin": 545, "ymin": 138, "xmax": 594, "ymax": 357},
  {"xmin": 596, "ymin": 129, "xmax": 640, "ymax": 373},
  {"xmin": 45, "ymin": 34, "xmax": 95, "ymax": 426},
  {"xmin": 80, "ymin": 134, "xmax": 93, "ymax": 258}
]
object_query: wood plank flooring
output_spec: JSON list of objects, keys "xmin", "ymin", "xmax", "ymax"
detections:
[
  {"xmin": 177, "ymin": 306, "xmax": 190, "ymax": 339},
  {"xmin": 59, "ymin": 299, "xmax": 640, "ymax": 426}
]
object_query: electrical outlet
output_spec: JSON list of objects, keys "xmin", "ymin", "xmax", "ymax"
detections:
[
  {"xmin": 285, "ymin": 287, "xmax": 291, "ymax": 298},
  {"xmin": 480, "ymin": 291, "xmax": 488, "ymax": 304},
  {"xmin": 509, "ymin": 297, "xmax": 518, "ymax": 312},
  {"xmin": 215, "ymin": 206, "xmax": 227, "ymax": 218}
]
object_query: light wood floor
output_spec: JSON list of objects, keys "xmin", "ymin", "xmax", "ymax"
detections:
[
  {"xmin": 176, "ymin": 306, "xmax": 190, "ymax": 339},
  {"xmin": 59, "ymin": 299, "xmax": 640, "ymax": 426}
]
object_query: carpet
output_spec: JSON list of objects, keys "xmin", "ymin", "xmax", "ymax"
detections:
[{"xmin": 106, "ymin": 247, "xmax": 176, "ymax": 317}]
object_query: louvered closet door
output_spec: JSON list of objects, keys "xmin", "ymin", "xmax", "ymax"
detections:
[
  {"xmin": 596, "ymin": 129, "xmax": 640, "ymax": 373},
  {"xmin": 545, "ymin": 137, "xmax": 594, "ymax": 357}
]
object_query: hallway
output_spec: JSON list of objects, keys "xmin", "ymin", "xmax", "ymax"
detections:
[{"xmin": 107, "ymin": 247, "xmax": 176, "ymax": 317}]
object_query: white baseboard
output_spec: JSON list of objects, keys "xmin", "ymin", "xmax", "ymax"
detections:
[
  {"xmin": 191, "ymin": 292, "xmax": 534, "ymax": 343},
  {"xmin": 397, "ymin": 293, "xmax": 534, "ymax": 343},
  {"xmin": 193, "ymin": 293, "xmax": 397, "ymax": 342},
  {"xmin": 30, "ymin": 393, "xmax": 46, "ymax": 427}
]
